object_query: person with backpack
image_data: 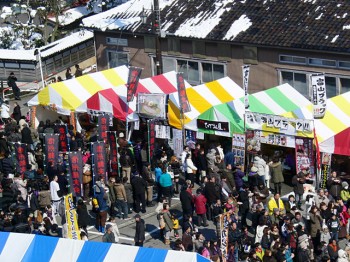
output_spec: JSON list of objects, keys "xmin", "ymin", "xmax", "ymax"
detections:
[{"xmin": 94, "ymin": 177, "xmax": 109, "ymax": 233}]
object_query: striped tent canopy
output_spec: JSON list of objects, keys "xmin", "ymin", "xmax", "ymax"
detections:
[
  {"xmin": 290, "ymin": 91, "xmax": 350, "ymax": 155},
  {"xmin": 168, "ymin": 77, "xmax": 244, "ymax": 130},
  {"xmin": 0, "ymin": 232, "xmax": 209, "ymax": 262},
  {"xmin": 27, "ymin": 65, "xmax": 129, "ymax": 115},
  {"xmin": 184, "ymin": 83, "xmax": 313, "ymax": 137},
  {"xmin": 76, "ymin": 71, "xmax": 191, "ymax": 121}
]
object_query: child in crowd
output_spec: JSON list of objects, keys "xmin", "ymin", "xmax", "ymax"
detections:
[{"xmin": 172, "ymin": 213, "xmax": 180, "ymax": 238}]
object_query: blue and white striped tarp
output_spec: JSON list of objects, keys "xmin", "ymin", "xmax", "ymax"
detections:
[{"xmin": 0, "ymin": 232, "xmax": 209, "ymax": 262}]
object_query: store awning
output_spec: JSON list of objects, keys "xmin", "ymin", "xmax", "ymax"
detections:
[
  {"xmin": 27, "ymin": 65, "xmax": 130, "ymax": 115},
  {"xmin": 0, "ymin": 232, "xmax": 209, "ymax": 262},
  {"xmin": 76, "ymin": 71, "xmax": 190, "ymax": 121},
  {"xmin": 292, "ymin": 91, "xmax": 350, "ymax": 155},
  {"xmin": 168, "ymin": 77, "xmax": 244, "ymax": 129},
  {"xmin": 184, "ymin": 83, "xmax": 313, "ymax": 138}
]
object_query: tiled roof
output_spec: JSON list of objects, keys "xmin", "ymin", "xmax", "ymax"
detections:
[{"xmin": 83, "ymin": 0, "xmax": 350, "ymax": 52}]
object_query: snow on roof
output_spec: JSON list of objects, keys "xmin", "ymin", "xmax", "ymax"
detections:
[
  {"xmin": 331, "ymin": 35, "xmax": 339, "ymax": 43},
  {"xmin": 1, "ymin": 6, "xmax": 12, "ymax": 19},
  {"xmin": 173, "ymin": 2, "xmax": 228, "ymax": 38},
  {"xmin": 0, "ymin": 30, "xmax": 93, "ymax": 61},
  {"xmin": 223, "ymin": 14, "xmax": 252, "ymax": 40},
  {"xmin": 48, "ymin": 6, "xmax": 94, "ymax": 26},
  {"xmin": 82, "ymin": 0, "xmax": 176, "ymax": 30}
]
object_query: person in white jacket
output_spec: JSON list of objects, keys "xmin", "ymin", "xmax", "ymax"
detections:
[
  {"xmin": 185, "ymin": 153, "xmax": 197, "ymax": 187},
  {"xmin": 254, "ymin": 155, "xmax": 266, "ymax": 185},
  {"xmin": 1, "ymin": 101, "xmax": 10, "ymax": 122}
]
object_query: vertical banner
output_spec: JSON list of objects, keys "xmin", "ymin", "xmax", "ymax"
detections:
[
  {"xmin": 127, "ymin": 66, "xmax": 142, "ymax": 102},
  {"xmin": 320, "ymin": 153, "xmax": 332, "ymax": 189},
  {"xmin": 185, "ymin": 129, "xmax": 196, "ymax": 149},
  {"xmin": 295, "ymin": 137, "xmax": 314, "ymax": 176},
  {"xmin": 220, "ymin": 212, "xmax": 230, "ymax": 260},
  {"xmin": 107, "ymin": 132, "xmax": 118, "ymax": 177},
  {"xmin": 64, "ymin": 193, "xmax": 81, "ymax": 240},
  {"xmin": 172, "ymin": 128, "xmax": 183, "ymax": 158},
  {"xmin": 177, "ymin": 72, "xmax": 191, "ymax": 113},
  {"xmin": 98, "ymin": 115, "xmax": 109, "ymax": 142},
  {"xmin": 92, "ymin": 142, "xmax": 107, "ymax": 182},
  {"xmin": 148, "ymin": 120, "xmax": 156, "ymax": 162},
  {"xmin": 30, "ymin": 106, "xmax": 36, "ymax": 128},
  {"xmin": 57, "ymin": 125, "xmax": 68, "ymax": 152},
  {"xmin": 68, "ymin": 152, "xmax": 83, "ymax": 197},
  {"xmin": 70, "ymin": 112, "xmax": 76, "ymax": 132},
  {"xmin": 14, "ymin": 143, "xmax": 28, "ymax": 175},
  {"xmin": 45, "ymin": 134, "xmax": 59, "ymax": 167},
  {"xmin": 242, "ymin": 65, "xmax": 250, "ymax": 109},
  {"xmin": 311, "ymin": 73, "xmax": 327, "ymax": 119}
]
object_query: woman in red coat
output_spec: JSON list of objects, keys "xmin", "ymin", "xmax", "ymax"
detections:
[{"xmin": 194, "ymin": 188, "xmax": 209, "ymax": 227}]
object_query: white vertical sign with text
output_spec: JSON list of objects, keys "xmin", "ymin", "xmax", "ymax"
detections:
[
  {"xmin": 311, "ymin": 73, "xmax": 327, "ymax": 119},
  {"xmin": 242, "ymin": 65, "xmax": 250, "ymax": 109}
]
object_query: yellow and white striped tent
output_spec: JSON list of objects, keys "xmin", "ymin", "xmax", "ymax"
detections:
[
  {"xmin": 168, "ymin": 77, "xmax": 244, "ymax": 129},
  {"xmin": 28, "ymin": 65, "xmax": 129, "ymax": 115}
]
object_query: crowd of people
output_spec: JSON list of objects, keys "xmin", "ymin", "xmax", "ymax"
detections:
[{"xmin": 1, "ymin": 107, "xmax": 350, "ymax": 262}]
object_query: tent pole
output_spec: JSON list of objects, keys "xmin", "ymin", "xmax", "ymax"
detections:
[{"xmin": 180, "ymin": 108, "xmax": 185, "ymax": 146}]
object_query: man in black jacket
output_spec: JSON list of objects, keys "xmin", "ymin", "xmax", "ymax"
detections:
[
  {"xmin": 134, "ymin": 214, "xmax": 145, "ymax": 247},
  {"xmin": 204, "ymin": 176, "xmax": 220, "ymax": 221},
  {"xmin": 238, "ymin": 184, "xmax": 250, "ymax": 226},
  {"xmin": 7, "ymin": 72, "xmax": 21, "ymax": 100},
  {"xmin": 131, "ymin": 171, "xmax": 147, "ymax": 213},
  {"xmin": 180, "ymin": 184, "xmax": 194, "ymax": 218}
]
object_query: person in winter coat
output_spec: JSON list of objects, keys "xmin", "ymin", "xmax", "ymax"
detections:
[
  {"xmin": 248, "ymin": 166, "xmax": 259, "ymax": 189},
  {"xmin": 12, "ymin": 102, "xmax": 21, "ymax": 123},
  {"xmin": 297, "ymin": 234, "xmax": 311, "ymax": 262},
  {"xmin": 14, "ymin": 175, "xmax": 27, "ymax": 201},
  {"xmin": 292, "ymin": 170, "xmax": 306, "ymax": 209},
  {"xmin": 310, "ymin": 206, "xmax": 322, "ymax": 248},
  {"xmin": 170, "ymin": 156, "xmax": 181, "ymax": 194},
  {"xmin": 269, "ymin": 157, "xmax": 284, "ymax": 195},
  {"xmin": 233, "ymin": 165, "xmax": 245, "ymax": 190},
  {"xmin": 94, "ymin": 178, "xmax": 109, "ymax": 233},
  {"xmin": 268, "ymin": 193, "xmax": 285, "ymax": 215},
  {"xmin": 7, "ymin": 72, "xmax": 20, "ymax": 100},
  {"xmin": 1, "ymin": 101, "xmax": 10, "ymax": 122},
  {"xmin": 131, "ymin": 172, "xmax": 147, "ymax": 213},
  {"xmin": 161, "ymin": 203, "xmax": 174, "ymax": 245},
  {"xmin": 182, "ymin": 225, "xmax": 194, "ymax": 251},
  {"xmin": 340, "ymin": 182, "xmax": 350, "ymax": 204},
  {"xmin": 327, "ymin": 171, "xmax": 342, "ymax": 199},
  {"xmin": 255, "ymin": 220, "xmax": 268, "ymax": 243},
  {"xmin": 76, "ymin": 198, "xmax": 89, "ymax": 235},
  {"xmin": 204, "ymin": 176, "xmax": 220, "ymax": 221},
  {"xmin": 180, "ymin": 183, "xmax": 194, "ymax": 217},
  {"xmin": 185, "ymin": 154, "xmax": 197, "ymax": 187},
  {"xmin": 123, "ymin": 177, "xmax": 133, "ymax": 214},
  {"xmin": 254, "ymin": 155, "xmax": 266, "ymax": 185},
  {"xmin": 206, "ymin": 149, "xmax": 218, "ymax": 175},
  {"xmin": 113, "ymin": 177, "xmax": 129, "ymax": 220},
  {"xmin": 337, "ymin": 249, "xmax": 348, "ymax": 262},
  {"xmin": 159, "ymin": 166, "xmax": 173, "ymax": 206},
  {"xmin": 194, "ymin": 188, "xmax": 208, "ymax": 227},
  {"xmin": 327, "ymin": 239, "xmax": 339, "ymax": 262},
  {"xmin": 134, "ymin": 214, "xmax": 145, "ymax": 247},
  {"xmin": 142, "ymin": 162, "xmax": 155, "ymax": 207},
  {"xmin": 327, "ymin": 213, "xmax": 340, "ymax": 241},
  {"xmin": 21, "ymin": 124, "xmax": 33, "ymax": 146}
]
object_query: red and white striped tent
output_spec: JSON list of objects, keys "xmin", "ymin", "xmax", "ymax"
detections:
[{"xmin": 76, "ymin": 71, "xmax": 191, "ymax": 121}]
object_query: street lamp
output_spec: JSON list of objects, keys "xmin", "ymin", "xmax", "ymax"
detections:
[{"xmin": 34, "ymin": 49, "xmax": 45, "ymax": 90}]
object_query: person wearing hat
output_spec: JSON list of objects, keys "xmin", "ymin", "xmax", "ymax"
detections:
[
  {"xmin": 269, "ymin": 156, "xmax": 284, "ymax": 195},
  {"xmin": 102, "ymin": 224, "xmax": 115, "ymax": 243},
  {"xmin": 134, "ymin": 214, "xmax": 145, "ymax": 247},
  {"xmin": 340, "ymin": 182, "xmax": 350, "ymax": 204},
  {"xmin": 248, "ymin": 165, "xmax": 259, "ymax": 189}
]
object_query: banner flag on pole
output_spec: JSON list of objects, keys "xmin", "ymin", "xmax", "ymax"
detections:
[
  {"xmin": 242, "ymin": 65, "xmax": 250, "ymax": 109},
  {"xmin": 68, "ymin": 151, "xmax": 83, "ymax": 197},
  {"xmin": 57, "ymin": 125, "xmax": 68, "ymax": 152},
  {"xmin": 64, "ymin": 193, "xmax": 81, "ymax": 240},
  {"xmin": 148, "ymin": 120, "xmax": 156, "ymax": 162},
  {"xmin": 126, "ymin": 66, "xmax": 142, "ymax": 102},
  {"xmin": 14, "ymin": 143, "xmax": 28, "ymax": 175},
  {"xmin": 97, "ymin": 115, "xmax": 109, "ymax": 142},
  {"xmin": 311, "ymin": 73, "xmax": 327, "ymax": 119},
  {"xmin": 45, "ymin": 134, "xmax": 59, "ymax": 167},
  {"xmin": 177, "ymin": 72, "xmax": 191, "ymax": 113},
  {"xmin": 92, "ymin": 142, "xmax": 107, "ymax": 182}
]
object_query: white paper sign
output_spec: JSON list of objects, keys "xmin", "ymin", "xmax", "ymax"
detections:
[
  {"xmin": 242, "ymin": 65, "xmax": 250, "ymax": 109},
  {"xmin": 196, "ymin": 132, "xmax": 204, "ymax": 140},
  {"xmin": 295, "ymin": 120, "xmax": 304, "ymax": 131},
  {"xmin": 267, "ymin": 116, "xmax": 274, "ymax": 127},
  {"xmin": 311, "ymin": 73, "xmax": 327, "ymax": 119},
  {"xmin": 281, "ymin": 119, "xmax": 289, "ymax": 130},
  {"xmin": 274, "ymin": 116, "xmax": 282, "ymax": 128}
]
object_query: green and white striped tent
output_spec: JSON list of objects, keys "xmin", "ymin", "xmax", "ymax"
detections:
[{"xmin": 185, "ymin": 83, "xmax": 314, "ymax": 137}]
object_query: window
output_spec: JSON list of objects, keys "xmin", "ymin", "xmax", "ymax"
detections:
[
  {"xmin": 340, "ymin": 78, "xmax": 350, "ymax": 94},
  {"xmin": 309, "ymin": 58, "xmax": 336, "ymax": 68},
  {"xmin": 281, "ymin": 71, "xmax": 308, "ymax": 97},
  {"xmin": 144, "ymin": 37, "xmax": 156, "ymax": 53},
  {"xmin": 152, "ymin": 56, "xmax": 226, "ymax": 85},
  {"xmin": 279, "ymin": 69, "xmax": 350, "ymax": 99},
  {"xmin": 20, "ymin": 63, "xmax": 35, "ymax": 70},
  {"xmin": 107, "ymin": 51, "xmax": 129, "ymax": 68},
  {"xmin": 279, "ymin": 55, "xmax": 307, "ymax": 65}
]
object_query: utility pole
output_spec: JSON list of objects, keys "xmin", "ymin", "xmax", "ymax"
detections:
[{"xmin": 153, "ymin": 0, "xmax": 163, "ymax": 75}]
